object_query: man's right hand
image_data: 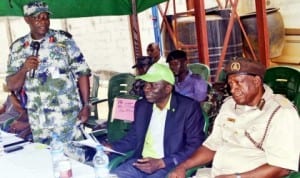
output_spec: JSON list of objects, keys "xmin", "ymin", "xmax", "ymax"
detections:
[
  {"xmin": 102, "ymin": 142, "xmax": 112, "ymax": 155},
  {"xmin": 23, "ymin": 56, "xmax": 39, "ymax": 72},
  {"xmin": 168, "ymin": 166, "xmax": 186, "ymax": 178}
]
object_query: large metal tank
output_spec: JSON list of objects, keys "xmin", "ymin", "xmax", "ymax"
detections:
[
  {"xmin": 163, "ymin": 9, "xmax": 243, "ymax": 81},
  {"xmin": 240, "ymin": 8, "xmax": 285, "ymax": 59}
]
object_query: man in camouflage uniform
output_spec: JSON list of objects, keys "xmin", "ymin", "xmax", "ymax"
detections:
[{"xmin": 6, "ymin": 1, "xmax": 91, "ymax": 144}]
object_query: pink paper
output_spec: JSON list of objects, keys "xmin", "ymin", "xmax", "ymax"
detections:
[{"xmin": 111, "ymin": 98, "xmax": 137, "ymax": 122}]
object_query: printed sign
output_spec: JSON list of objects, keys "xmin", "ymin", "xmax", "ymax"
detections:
[{"xmin": 111, "ymin": 97, "xmax": 137, "ymax": 122}]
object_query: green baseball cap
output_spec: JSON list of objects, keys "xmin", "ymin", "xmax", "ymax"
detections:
[{"xmin": 136, "ymin": 63, "xmax": 175, "ymax": 85}]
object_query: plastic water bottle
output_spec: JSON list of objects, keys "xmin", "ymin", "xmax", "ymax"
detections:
[
  {"xmin": 50, "ymin": 133, "xmax": 65, "ymax": 178},
  {"xmin": 93, "ymin": 144, "xmax": 110, "ymax": 178}
]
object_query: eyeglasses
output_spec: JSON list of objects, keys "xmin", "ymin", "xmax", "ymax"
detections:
[{"xmin": 30, "ymin": 14, "xmax": 50, "ymax": 22}]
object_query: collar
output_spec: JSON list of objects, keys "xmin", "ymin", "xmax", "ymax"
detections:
[
  {"xmin": 235, "ymin": 84, "xmax": 272, "ymax": 111},
  {"xmin": 28, "ymin": 32, "xmax": 47, "ymax": 45},
  {"xmin": 153, "ymin": 94, "xmax": 172, "ymax": 111},
  {"xmin": 176, "ymin": 70, "xmax": 192, "ymax": 83}
]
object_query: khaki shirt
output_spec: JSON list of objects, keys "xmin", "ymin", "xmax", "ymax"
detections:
[{"xmin": 203, "ymin": 85, "xmax": 300, "ymax": 177}]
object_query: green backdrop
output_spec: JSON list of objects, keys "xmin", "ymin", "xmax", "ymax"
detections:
[{"xmin": 0, "ymin": 0, "xmax": 167, "ymax": 18}]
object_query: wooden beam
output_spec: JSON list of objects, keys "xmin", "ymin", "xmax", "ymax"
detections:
[
  {"xmin": 129, "ymin": 0, "xmax": 142, "ymax": 61},
  {"xmin": 255, "ymin": 0, "xmax": 270, "ymax": 67},
  {"xmin": 215, "ymin": 0, "xmax": 239, "ymax": 82},
  {"xmin": 193, "ymin": 0, "xmax": 209, "ymax": 65}
]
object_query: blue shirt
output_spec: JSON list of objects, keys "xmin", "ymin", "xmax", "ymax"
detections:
[{"xmin": 175, "ymin": 70, "xmax": 208, "ymax": 102}]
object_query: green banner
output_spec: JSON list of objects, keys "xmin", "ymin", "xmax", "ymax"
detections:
[{"xmin": 0, "ymin": 0, "xmax": 167, "ymax": 18}]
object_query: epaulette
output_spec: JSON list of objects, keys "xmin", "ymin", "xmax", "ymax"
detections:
[
  {"xmin": 9, "ymin": 36, "xmax": 26, "ymax": 49},
  {"xmin": 58, "ymin": 30, "xmax": 72, "ymax": 39},
  {"xmin": 273, "ymin": 94, "xmax": 294, "ymax": 108}
]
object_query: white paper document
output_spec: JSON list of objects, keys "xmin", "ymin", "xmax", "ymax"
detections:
[
  {"xmin": 0, "ymin": 130, "xmax": 24, "ymax": 146},
  {"xmin": 73, "ymin": 139, "xmax": 126, "ymax": 156}
]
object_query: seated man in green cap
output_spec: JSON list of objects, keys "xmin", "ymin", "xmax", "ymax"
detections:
[
  {"xmin": 169, "ymin": 57, "xmax": 300, "ymax": 178},
  {"xmin": 106, "ymin": 63, "xmax": 206, "ymax": 178}
]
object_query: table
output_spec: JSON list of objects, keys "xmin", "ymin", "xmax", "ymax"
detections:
[{"xmin": 0, "ymin": 131, "xmax": 95, "ymax": 178}]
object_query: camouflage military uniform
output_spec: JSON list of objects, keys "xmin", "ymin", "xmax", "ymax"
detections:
[{"xmin": 7, "ymin": 29, "xmax": 91, "ymax": 143}]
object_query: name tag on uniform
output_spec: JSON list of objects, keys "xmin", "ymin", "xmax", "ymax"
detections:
[{"xmin": 227, "ymin": 118, "xmax": 236, "ymax": 122}]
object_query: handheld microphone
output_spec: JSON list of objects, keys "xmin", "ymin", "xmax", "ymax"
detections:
[{"xmin": 30, "ymin": 41, "xmax": 40, "ymax": 78}]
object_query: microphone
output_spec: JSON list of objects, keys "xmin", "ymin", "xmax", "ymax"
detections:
[{"xmin": 30, "ymin": 41, "xmax": 40, "ymax": 78}]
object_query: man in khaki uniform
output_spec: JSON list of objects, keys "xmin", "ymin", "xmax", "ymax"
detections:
[{"xmin": 169, "ymin": 57, "xmax": 300, "ymax": 178}]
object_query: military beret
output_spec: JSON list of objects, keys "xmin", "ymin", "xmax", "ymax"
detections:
[
  {"xmin": 225, "ymin": 57, "xmax": 266, "ymax": 79},
  {"xmin": 132, "ymin": 56, "xmax": 153, "ymax": 68},
  {"xmin": 23, "ymin": 1, "xmax": 52, "ymax": 17}
]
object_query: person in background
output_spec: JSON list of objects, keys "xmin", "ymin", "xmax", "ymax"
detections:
[
  {"xmin": 146, "ymin": 42, "xmax": 167, "ymax": 65},
  {"xmin": 0, "ymin": 86, "xmax": 22, "ymax": 126},
  {"xmin": 130, "ymin": 56, "xmax": 153, "ymax": 97},
  {"xmin": 167, "ymin": 50, "xmax": 208, "ymax": 102},
  {"xmin": 169, "ymin": 57, "xmax": 300, "ymax": 178},
  {"xmin": 108, "ymin": 63, "xmax": 206, "ymax": 178},
  {"xmin": 0, "ymin": 85, "xmax": 32, "ymax": 140},
  {"xmin": 6, "ymin": 1, "xmax": 91, "ymax": 144},
  {"xmin": 6, "ymin": 95, "xmax": 32, "ymax": 140}
]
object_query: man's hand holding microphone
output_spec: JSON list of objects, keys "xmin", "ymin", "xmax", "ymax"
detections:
[{"xmin": 23, "ymin": 41, "xmax": 40, "ymax": 77}]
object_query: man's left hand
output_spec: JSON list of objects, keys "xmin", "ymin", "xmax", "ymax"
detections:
[
  {"xmin": 133, "ymin": 157, "xmax": 165, "ymax": 174},
  {"xmin": 78, "ymin": 105, "xmax": 90, "ymax": 123},
  {"xmin": 9, "ymin": 120, "xmax": 30, "ymax": 133}
]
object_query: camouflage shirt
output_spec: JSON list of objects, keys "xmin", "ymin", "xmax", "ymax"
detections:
[{"xmin": 7, "ymin": 29, "xmax": 91, "ymax": 143}]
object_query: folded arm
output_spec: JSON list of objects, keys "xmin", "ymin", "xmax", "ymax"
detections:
[
  {"xmin": 169, "ymin": 146, "xmax": 215, "ymax": 178},
  {"xmin": 216, "ymin": 164, "xmax": 290, "ymax": 178}
]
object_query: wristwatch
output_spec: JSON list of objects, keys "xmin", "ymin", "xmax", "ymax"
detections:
[{"xmin": 235, "ymin": 173, "xmax": 241, "ymax": 178}]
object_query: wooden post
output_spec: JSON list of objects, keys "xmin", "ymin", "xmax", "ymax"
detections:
[
  {"xmin": 255, "ymin": 0, "xmax": 270, "ymax": 67},
  {"xmin": 129, "ymin": 0, "xmax": 142, "ymax": 62},
  {"xmin": 193, "ymin": 0, "xmax": 209, "ymax": 66}
]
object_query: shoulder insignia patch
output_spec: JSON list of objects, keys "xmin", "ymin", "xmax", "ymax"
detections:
[
  {"xmin": 273, "ymin": 94, "xmax": 294, "ymax": 108},
  {"xmin": 59, "ymin": 30, "xmax": 72, "ymax": 38}
]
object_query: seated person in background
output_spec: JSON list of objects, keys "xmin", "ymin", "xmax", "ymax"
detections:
[
  {"xmin": 108, "ymin": 63, "xmax": 206, "ymax": 178},
  {"xmin": 8, "ymin": 109, "xmax": 31, "ymax": 140},
  {"xmin": 130, "ymin": 56, "xmax": 153, "ymax": 97},
  {"xmin": 0, "ymin": 92, "xmax": 21, "ymax": 125},
  {"xmin": 169, "ymin": 57, "xmax": 300, "ymax": 178},
  {"xmin": 146, "ymin": 42, "xmax": 167, "ymax": 65},
  {"xmin": 167, "ymin": 50, "xmax": 208, "ymax": 102},
  {"xmin": 0, "ymin": 88, "xmax": 32, "ymax": 140}
]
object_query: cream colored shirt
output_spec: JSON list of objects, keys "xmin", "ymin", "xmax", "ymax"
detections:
[{"xmin": 201, "ymin": 85, "xmax": 300, "ymax": 177}]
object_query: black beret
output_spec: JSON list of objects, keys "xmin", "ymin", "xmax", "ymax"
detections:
[{"xmin": 132, "ymin": 56, "xmax": 153, "ymax": 69}]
